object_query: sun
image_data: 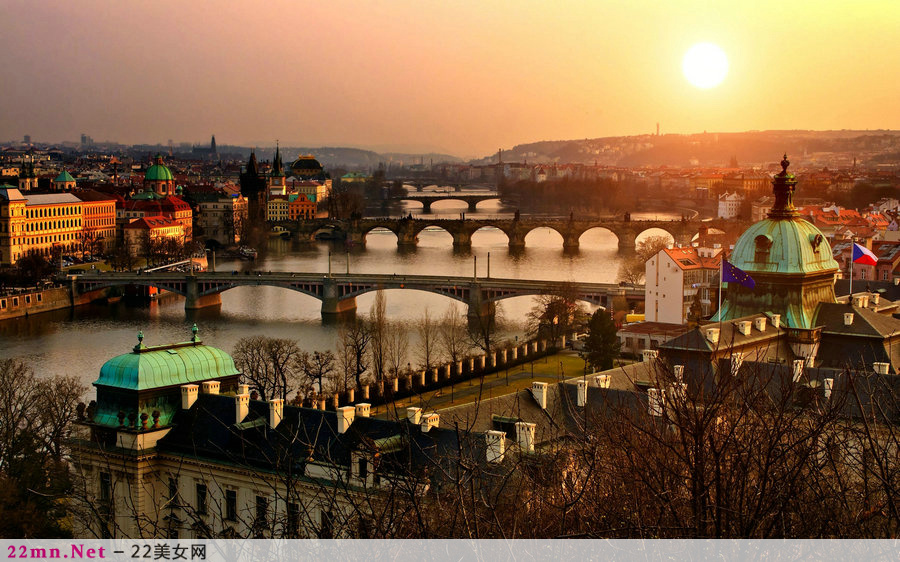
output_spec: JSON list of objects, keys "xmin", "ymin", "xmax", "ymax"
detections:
[{"xmin": 682, "ymin": 43, "xmax": 728, "ymax": 89}]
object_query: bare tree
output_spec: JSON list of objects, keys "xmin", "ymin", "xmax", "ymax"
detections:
[
  {"xmin": 368, "ymin": 290, "xmax": 388, "ymax": 381},
  {"xmin": 618, "ymin": 234, "xmax": 672, "ymax": 284},
  {"xmin": 526, "ymin": 281, "xmax": 589, "ymax": 342},
  {"xmin": 298, "ymin": 350, "xmax": 337, "ymax": 394},
  {"xmin": 416, "ymin": 307, "xmax": 439, "ymax": 369},
  {"xmin": 439, "ymin": 303, "xmax": 471, "ymax": 364},
  {"xmin": 337, "ymin": 320, "xmax": 372, "ymax": 389},
  {"xmin": 385, "ymin": 320, "xmax": 410, "ymax": 377},
  {"xmin": 232, "ymin": 336, "xmax": 304, "ymax": 401}
]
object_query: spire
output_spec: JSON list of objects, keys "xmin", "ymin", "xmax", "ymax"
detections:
[
  {"xmin": 272, "ymin": 142, "xmax": 284, "ymax": 177},
  {"xmin": 767, "ymin": 153, "xmax": 799, "ymax": 219},
  {"xmin": 210, "ymin": 135, "xmax": 216, "ymax": 152},
  {"xmin": 246, "ymin": 150, "xmax": 259, "ymax": 177}
]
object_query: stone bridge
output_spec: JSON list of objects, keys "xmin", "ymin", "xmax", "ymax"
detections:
[
  {"xmin": 67, "ymin": 271, "xmax": 643, "ymax": 321},
  {"xmin": 395, "ymin": 192, "xmax": 502, "ymax": 212},
  {"xmin": 288, "ymin": 216, "xmax": 716, "ymax": 252}
]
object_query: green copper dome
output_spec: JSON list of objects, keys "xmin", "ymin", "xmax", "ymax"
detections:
[
  {"xmin": 730, "ymin": 217, "xmax": 838, "ymax": 275},
  {"xmin": 95, "ymin": 341, "xmax": 240, "ymax": 391},
  {"xmin": 145, "ymin": 154, "xmax": 174, "ymax": 182},
  {"xmin": 54, "ymin": 170, "xmax": 75, "ymax": 183}
]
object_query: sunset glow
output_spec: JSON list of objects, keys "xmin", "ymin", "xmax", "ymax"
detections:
[
  {"xmin": 1, "ymin": 0, "xmax": 899, "ymax": 154},
  {"xmin": 682, "ymin": 43, "xmax": 729, "ymax": 89}
]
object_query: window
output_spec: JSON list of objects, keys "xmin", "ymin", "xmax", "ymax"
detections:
[
  {"xmin": 358, "ymin": 458, "xmax": 368, "ymax": 480},
  {"xmin": 196, "ymin": 483, "xmax": 207, "ymax": 515},
  {"xmin": 319, "ymin": 510, "xmax": 333, "ymax": 539},
  {"xmin": 168, "ymin": 477, "xmax": 179, "ymax": 507},
  {"xmin": 253, "ymin": 495, "xmax": 268, "ymax": 538},
  {"xmin": 287, "ymin": 503, "xmax": 300, "ymax": 537},
  {"xmin": 225, "ymin": 489, "xmax": 237, "ymax": 521},
  {"xmin": 99, "ymin": 472, "xmax": 111, "ymax": 503}
]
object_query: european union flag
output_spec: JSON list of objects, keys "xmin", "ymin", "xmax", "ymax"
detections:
[{"xmin": 722, "ymin": 259, "xmax": 755, "ymax": 289}]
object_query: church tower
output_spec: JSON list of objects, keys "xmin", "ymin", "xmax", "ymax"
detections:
[
  {"xmin": 240, "ymin": 151, "xmax": 267, "ymax": 223},
  {"xmin": 269, "ymin": 143, "xmax": 286, "ymax": 194},
  {"xmin": 713, "ymin": 155, "xmax": 838, "ymax": 329}
]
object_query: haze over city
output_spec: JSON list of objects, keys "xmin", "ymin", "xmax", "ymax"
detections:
[{"xmin": 3, "ymin": 0, "xmax": 900, "ymax": 156}]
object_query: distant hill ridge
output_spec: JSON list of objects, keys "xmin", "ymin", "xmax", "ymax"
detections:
[{"xmin": 477, "ymin": 129, "xmax": 900, "ymax": 168}]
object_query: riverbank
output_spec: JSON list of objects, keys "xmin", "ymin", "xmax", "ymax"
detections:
[{"xmin": 0, "ymin": 285, "xmax": 109, "ymax": 321}]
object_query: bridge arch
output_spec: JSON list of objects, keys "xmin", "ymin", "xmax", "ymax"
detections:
[
  {"xmin": 350, "ymin": 286, "xmax": 470, "ymax": 308},
  {"xmin": 469, "ymin": 225, "xmax": 511, "ymax": 246},
  {"xmin": 470, "ymin": 197, "xmax": 502, "ymax": 211},
  {"xmin": 522, "ymin": 225, "xmax": 566, "ymax": 245},
  {"xmin": 577, "ymin": 226, "xmax": 621, "ymax": 248},
  {"xmin": 361, "ymin": 225, "xmax": 400, "ymax": 244},
  {"xmin": 635, "ymin": 227, "xmax": 676, "ymax": 247}
]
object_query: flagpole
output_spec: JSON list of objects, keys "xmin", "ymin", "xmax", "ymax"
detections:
[
  {"xmin": 718, "ymin": 257, "xmax": 724, "ymax": 326},
  {"xmin": 849, "ymin": 242, "xmax": 854, "ymax": 302}
]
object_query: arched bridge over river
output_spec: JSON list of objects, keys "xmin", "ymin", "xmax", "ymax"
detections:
[
  {"xmin": 68, "ymin": 271, "xmax": 643, "ymax": 321},
  {"xmin": 284, "ymin": 216, "xmax": 726, "ymax": 252}
]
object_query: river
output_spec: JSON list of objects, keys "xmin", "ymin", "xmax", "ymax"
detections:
[{"xmin": 0, "ymin": 198, "xmax": 680, "ymax": 388}]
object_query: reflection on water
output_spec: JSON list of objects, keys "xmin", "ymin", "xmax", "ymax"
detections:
[{"xmin": 0, "ymin": 201, "xmax": 681, "ymax": 388}]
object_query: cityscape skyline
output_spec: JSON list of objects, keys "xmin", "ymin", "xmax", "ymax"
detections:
[{"xmin": 3, "ymin": 1, "xmax": 900, "ymax": 157}]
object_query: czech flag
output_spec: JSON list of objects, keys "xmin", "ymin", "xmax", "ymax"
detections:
[{"xmin": 852, "ymin": 243, "xmax": 878, "ymax": 266}]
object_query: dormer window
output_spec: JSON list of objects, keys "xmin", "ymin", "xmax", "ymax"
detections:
[{"xmin": 754, "ymin": 234, "xmax": 773, "ymax": 263}]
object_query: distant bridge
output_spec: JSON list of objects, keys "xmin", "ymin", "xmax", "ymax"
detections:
[
  {"xmin": 283, "ymin": 216, "xmax": 721, "ymax": 252},
  {"xmin": 68, "ymin": 271, "xmax": 643, "ymax": 321},
  {"xmin": 395, "ymin": 192, "xmax": 503, "ymax": 212}
]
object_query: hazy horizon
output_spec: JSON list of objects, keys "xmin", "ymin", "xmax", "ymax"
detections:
[{"xmin": 3, "ymin": 0, "xmax": 899, "ymax": 157}]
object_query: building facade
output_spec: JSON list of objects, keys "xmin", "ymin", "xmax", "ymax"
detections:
[
  {"xmin": 645, "ymin": 245, "xmax": 722, "ymax": 324},
  {"xmin": 71, "ymin": 329, "xmax": 489, "ymax": 539}
]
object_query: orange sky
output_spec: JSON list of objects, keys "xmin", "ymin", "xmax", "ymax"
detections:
[{"xmin": 2, "ymin": 0, "xmax": 898, "ymax": 156}]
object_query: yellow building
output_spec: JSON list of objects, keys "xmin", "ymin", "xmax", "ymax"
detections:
[
  {"xmin": 0, "ymin": 186, "xmax": 85, "ymax": 264},
  {"xmin": 75, "ymin": 190, "xmax": 118, "ymax": 254},
  {"xmin": 0, "ymin": 186, "xmax": 27, "ymax": 265},
  {"xmin": 266, "ymin": 196, "xmax": 290, "ymax": 222}
]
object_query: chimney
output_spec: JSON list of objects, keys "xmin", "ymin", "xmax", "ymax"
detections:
[
  {"xmin": 824, "ymin": 378, "xmax": 834, "ymax": 400},
  {"xmin": 201, "ymin": 380, "xmax": 220, "ymax": 395},
  {"xmin": 791, "ymin": 359, "xmax": 804, "ymax": 382},
  {"xmin": 406, "ymin": 407, "xmax": 422, "ymax": 424},
  {"xmin": 673, "ymin": 365, "xmax": 684, "ymax": 382},
  {"xmin": 238, "ymin": 383, "xmax": 250, "ymax": 395},
  {"xmin": 705, "ymin": 328, "xmax": 720, "ymax": 344},
  {"xmin": 485, "ymin": 430, "xmax": 506, "ymax": 463},
  {"xmin": 576, "ymin": 380, "xmax": 587, "ymax": 407},
  {"xmin": 647, "ymin": 388, "xmax": 664, "ymax": 417},
  {"xmin": 754, "ymin": 317, "xmax": 767, "ymax": 332},
  {"xmin": 268, "ymin": 398, "xmax": 283, "ymax": 428},
  {"xmin": 642, "ymin": 349, "xmax": 659, "ymax": 362},
  {"xmin": 355, "ymin": 403, "xmax": 371, "ymax": 418},
  {"xmin": 737, "ymin": 321, "xmax": 752, "ymax": 336},
  {"xmin": 514, "ymin": 421, "xmax": 535, "ymax": 452},
  {"xmin": 531, "ymin": 382, "xmax": 548, "ymax": 409},
  {"xmin": 420, "ymin": 412, "xmax": 439, "ymax": 432},
  {"xmin": 771, "ymin": 314, "xmax": 781, "ymax": 329},
  {"xmin": 181, "ymin": 384, "xmax": 199, "ymax": 409},
  {"xmin": 844, "ymin": 313, "xmax": 854, "ymax": 326},
  {"xmin": 337, "ymin": 406, "xmax": 355, "ymax": 434},
  {"xmin": 873, "ymin": 362, "xmax": 890, "ymax": 375},
  {"xmin": 235, "ymin": 393, "xmax": 250, "ymax": 423}
]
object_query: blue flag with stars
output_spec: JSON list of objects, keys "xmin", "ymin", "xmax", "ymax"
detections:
[{"xmin": 722, "ymin": 259, "xmax": 755, "ymax": 289}]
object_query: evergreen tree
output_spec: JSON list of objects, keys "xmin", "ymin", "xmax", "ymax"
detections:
[{"xmin": 584, "ymin": 308, "xmax": 621, "ymax": 371}]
